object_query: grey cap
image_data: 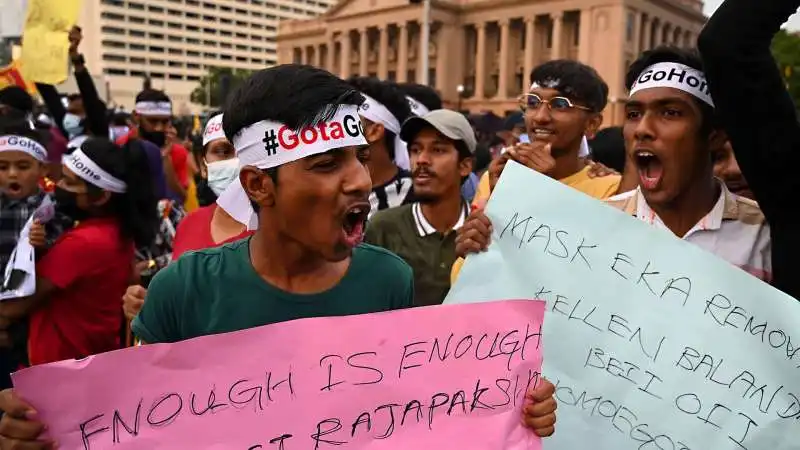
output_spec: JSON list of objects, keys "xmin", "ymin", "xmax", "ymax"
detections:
[{"xmin": 400, "ymin": 109, "xmax": 477, "ymax": 154}]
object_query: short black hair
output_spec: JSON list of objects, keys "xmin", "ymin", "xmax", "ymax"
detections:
[
  {"xmin": 530, "ymin": 60, "xmax": 609, "ymax": 113},
  {"xmin": 67, "ymin": 93, "xmax": 82, "ymax": 103},
  {"xmin": 346, "ymin": 76, "xmax": 412, "ymax": 160},
  {"xmin": 223, "ymin": 64, "xmax": 364, "ymax": 186},
  {"xmin": 625, "ymin": 46, "xmax": 718, "ymax": 135},
  {"xmin": 135, "ymin": 89, "xmax": 171, "ymax": 104},
  {"xmin": 0, "ymin": 86, "xmax": 34, "ymax": 113},
  {"xmin": 396, "ymin": 83, "xmax": 443, "ymax": 111},
  {"xmin": 588, "ymin": 126, "xmax": 625, "ymax": 173},
  {"xmin": 0, "ymin": 119, "xmax": 47, "ymax": 146}
]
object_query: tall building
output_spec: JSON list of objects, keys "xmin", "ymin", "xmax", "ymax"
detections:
[
  {"xmin": 77, "ymin": 0, "xmax": 337, "ymax": 114},
  {"xmin": 277, "ymin": 0, "xmax": 706, "ymax": 124}
]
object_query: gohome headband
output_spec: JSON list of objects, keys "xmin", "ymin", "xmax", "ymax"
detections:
[
  {"xmin": 0, "ymin": 135, "xmax": 47, "ymax": 162},
  {"xmin": 62, "ymin": 143, "xmax": 127, "ymax": 193},
  {"xmin": 216, "ymin": 104, "xmax": 368, "ymax": 230}
]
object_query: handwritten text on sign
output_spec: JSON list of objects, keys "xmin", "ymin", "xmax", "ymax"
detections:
[
  {"xmin": 446, "ymin": 161, "xmax": 800, "ymax": 450},
  {"xmin": 12, "ymin": 300, "xmax": 544, "ymax": 450}
]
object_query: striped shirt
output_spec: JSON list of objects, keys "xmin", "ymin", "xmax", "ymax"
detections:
[
  {"xmin": 368, "ymin": 169, "xmax": 414, "ymax": 218},
  {"xmin": 606, "ymin": 183, "xmax": 771, "ymax": 282}
]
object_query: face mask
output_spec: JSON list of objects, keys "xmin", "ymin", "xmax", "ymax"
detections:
[
  {"xmin": 206, "ymin": 158, "xmax": 240, "ymax": 196},
  {"xmin": 54, "ymin": 186, "xmax": 90, "ymax": 222},
  {"xmin": 140, "ymin": 129, "xmax": 166, "ymax": 148},
  {"xmin": 63, "ymin": 113, "xmax": 84, "ymax": 139}
]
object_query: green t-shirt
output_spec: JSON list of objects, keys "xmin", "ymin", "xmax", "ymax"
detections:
[{"xmin": 131, "ymin": 238, "xmax": 414, "ymax": 343}]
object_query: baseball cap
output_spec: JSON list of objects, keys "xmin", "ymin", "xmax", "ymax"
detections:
[{"xmin": 400, "ymin": 109, "xmax": 477, "ymax": 154}]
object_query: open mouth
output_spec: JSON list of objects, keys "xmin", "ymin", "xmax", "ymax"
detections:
[
  {"xmin": 634, "ymin": 150, "xmax": 664, "ymax": 190},
  {"xmin": 6, "ymin": 182, "xmax": 22, "ymax": 195},
  {"xmin": 413, "ymin": 170, "xmax": 435, "ymax": 183},
  {"xmin": 341, "ymin": 203, "xmax": 370, "ymax": 248}
]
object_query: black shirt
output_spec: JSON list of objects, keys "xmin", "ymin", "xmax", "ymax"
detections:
[{"xmin": 698, "ymin": 0, "xmax": 800, "ymax": 300}]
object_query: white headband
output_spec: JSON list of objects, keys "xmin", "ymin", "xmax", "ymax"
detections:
[
  {"xmin": 0, "ymin": 135, "xmax": 47, "ymax": 162},
  {"xmin": 629, "ymin": 62, "xmax": 714, "ymax": 107},
  {"xmin": 406, "ymin": 96, "xmax": 430, "ymax": 116},
  {"xmin": 358, "ymin": 94, "xmax": 410, "ymax": 171},
  {"xmin": 217, "ymin": 104, "xmax": 368, "ymax": 230},
  {"xmin": 135, "ymin": 101, "xmax": 172, "ymax": 116},
  {"xmin": 62, "ymin": 148, "xmax": 127, "ymax": 193},
  {"xmin": 203, "ymin": 114, "xmax": 226, "ymax": 146}
]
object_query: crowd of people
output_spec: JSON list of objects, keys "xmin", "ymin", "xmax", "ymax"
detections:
[{"xmin": 0, "ymin": 0, "xmax": 795, "ymax": 447}]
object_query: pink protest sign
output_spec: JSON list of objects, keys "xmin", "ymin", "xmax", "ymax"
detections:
[{"xmin": 13, "ymin": 299, "xmax": 545, "ymax": 450}]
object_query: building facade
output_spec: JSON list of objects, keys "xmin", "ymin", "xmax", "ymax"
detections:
[
  {"xmin": 277, "ymin": 0, "xmax": 707, "ymax": 124},
  {"xmin": 76, "ymin": 0, "xmax": 336, "ymax": 114}
]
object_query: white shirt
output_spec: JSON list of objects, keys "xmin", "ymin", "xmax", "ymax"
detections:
[{"xmin": 606, "ymin": 183, "xmax": 772, "ymax": 282}]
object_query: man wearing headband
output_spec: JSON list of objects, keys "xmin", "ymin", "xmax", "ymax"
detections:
[
  {"xmin": 699, "ymin": 0, "xmax": 797, "ymax": 297},
  {"xmin": 117, "ymin": 89, "xmax": 188, "ymax": 203},
  {"xmin": 346, "ymin": 77, "xmax": 415, "ymax": 216},
  {"xmin": 127, "ymin": 65, "xmax": 410, "ymax": 347},
  {"xmin": 122, "ymin": 112, "xmax": 251, "ymax": 323},
  {"xmin": 607, "ymin": 46, "xmax": 770, "ymax": 280}
]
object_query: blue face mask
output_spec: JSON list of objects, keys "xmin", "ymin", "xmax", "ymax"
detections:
[{"xmin": 62, "ymin": 113, "xmax": 83, "ymax": 139}]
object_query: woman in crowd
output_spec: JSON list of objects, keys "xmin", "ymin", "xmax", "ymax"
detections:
[{"xmin": 0, "ymin": 138, "xmax": 158, "ymax": 365}]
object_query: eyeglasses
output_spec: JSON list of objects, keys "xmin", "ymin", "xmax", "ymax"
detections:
[{"xmin": 518, "ymin": 93, "xmax": 592, "ymax": 113}]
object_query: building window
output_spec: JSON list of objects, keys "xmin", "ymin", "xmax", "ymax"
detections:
[
  {"xmin": 221, "ymin": 30, "xmax": 232, "ymax": 37},
  {"xmin": 203, "ymin": 40, "xmax": 217, "ymax": 46},
  {"xmin": 187, "ymin": 38, "xmax": 200, "ymax": 44},
  {"xmin": 186, "ymin": 12, "xmax": 199, "ymax": 19},
  {"xmin": 188, "ymin": 75, "xmax": 201, "ymax": 81},
  {"xmin": 148, "ymin": 5, "xmax": 165, "ymax": 13},
  {"xmin": 150, "ymin": 59, "xmax": 166, "ymax": 66},
  {"xmin": 407, "ymin": 70, "xmax": 415, "ymax": 82},
  {"xmin": 100, "ymin": 12, "xmax": 124, "ymax": 21},
  {"xmin": 169, "ymin": 61, "xmax": 183, "ymax": 67},
  {"xmin": 130, "ymin": 43, "xmax": 145, "ymax": 51},
  {"xmin": 129, "ymin": 16, "xmax": 145, "ymax": 24},
  {"xmin": 188, "ymin": 63, "xmax": 201, "ymax": 69},
  {"xmin": 102, "ymin": 40, "xmax": 125, "ymax": 48},
  {"xmin": 130, "ymin": 30, "xmax": 145, "ymax": 37},
  {"xmin": 236, "ymin": 56, "xmax": 247, "ymax": 62},
  {"xmin": 169, "ymin": 74, "xmax": 183, "ymax": 80},
  {"xmin": 130, "ymin": 70, "xmax": 145, "ymax": 77},
  {"xmin": 101, "ymin": 26, "xmax": 124, "ymax": 35},
  {"xmin": 168, "ymin": 48, "xmax": 182, "ymax": 55},
  {"xmin": 150, "ymin": 33, "xmax": 165, "ymax": 40},
  {"xmin": 626, "ymin": 13, "xmax": 636, "ymax": 42},
  {"xmin": 149, "ymin": 46, "xmax": 165, "ymax": 53},
  {"xmin": 187, "ymin": 50, "xmax": 200, "ymax": 57},
  {"xmin": 151, "ymin": 72, "xmax": 165, "ymax": 79},
  {"xmin": 221, "ymin": 42, "xmax": 232, "ymax": 49},
  {"xmin": 203, "ymin": 53, "xmax": 216, "ymax": 58},
  {"xmin": 104, "ymin": 68, "xmax": 126, "ymax": 75},
  {"xmin": 101, "ymin": 0, "xmax": 124, "ymax": 6},
  {"xmin": 150, "ymin": 19, "xmax": 165, "ymax": 27},
  {"xmin": 168, "ymin": 35, "xmax": 182, "ymax": 42},
  {"xmin": 236, "ymin": 44, "xmax": 247, "ymax": 51},
  {"xmin": 221, "ymin": 54, "xmax": 232, "ymax": 60},
  {"xmin": 102, "ymin": 54, "xmax": 126, "ymax": 62},
  {"xmin": 130, "ymin": 57, "xmax": 145, "ymax": 64},
  {"xmin": 128, "ymin": 2, "xmax": 145, "ymax": 10},
  {"xmin": 203, "ymin": 28, "xmax": 217, "ymax": 34}
]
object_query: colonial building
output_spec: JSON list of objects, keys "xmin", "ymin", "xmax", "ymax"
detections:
[{"xmin": 277, "ymin": 0, "xmax": 706, "ymax": 124}]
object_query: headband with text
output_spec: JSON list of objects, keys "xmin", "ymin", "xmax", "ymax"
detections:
[
  {"xmin": 0, "ymin": 135, "xmax": 47, "ymax": 162},
  {"xmin": 218, "ymin": 104, "xmax": 368, "ymax": 229},
  {"xmin": 406, "ymin": 96, "xmax": 430, "ymax": 116},
  {"xmin": 359, "ymin": 93, "xmax": 409, "ymax": 171},
  {"xmin": 62, "ymin": 147, "xmax": 127, "ymax": 193},
  {"xmin": 629, "ymin": 62, "xmax": 714, "ymax": 107},
  {"xmin": 135, "ymin": 101, "xmax": 172, "ymax": 117},
  {"xmin": 203, "ymin": 114, "xmax": 226, "ymax": 146}
]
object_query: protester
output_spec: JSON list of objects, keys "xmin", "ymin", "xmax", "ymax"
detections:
[
  {"xmin": 0, "ymin": 124, "xmax": 69, "ymax": 390},
  {"xmin": 712, "ymin": 140, "xmax": 753, "ymax": 200},
  {"xmin": 117, "ymin": 89, "xmax": 186, "ymax": 202},
  {"xmin": 452, "ymin": 60, "xmax": 621, "ymax": 280},
  {"xmin": 698, "ymin": 0, "xmax": 799, "ymax": 298},
  {"xmin": 0, "ymin": 137, "xmax": 157, "ymax": 369},
  {"xmin": 346, "ymin": 77, "xmax": 415, "ymax": 216},
  {"xmin": 366, "ymin": 109, "xmax": 474, "ymax": 306},
  {"xmin": 122, "ymin": 112, "xmax": 251, "ymax": 321}
]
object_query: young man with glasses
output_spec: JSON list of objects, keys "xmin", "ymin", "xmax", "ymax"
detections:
[{"xmin": 452, "ymin": 60, "xmax": 621, "ymax": 280}]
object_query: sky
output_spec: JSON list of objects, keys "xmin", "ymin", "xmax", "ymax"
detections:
[{"xmin": 703, "ymin": 0, "xmax": 800, "ymax": 30}]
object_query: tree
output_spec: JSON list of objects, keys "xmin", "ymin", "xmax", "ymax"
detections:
[
  {"xmin": 190, "ymin": 67, "xmax": 254, "ymax": 108},
  {"xmin": 771, "ymin": 30, "xmax": 800, "ymax": 111}
]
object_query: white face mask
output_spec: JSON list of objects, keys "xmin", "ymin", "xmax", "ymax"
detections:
[{"xmin": 206, "ymin": 158, "xmax": 240, "ymax": 196}]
